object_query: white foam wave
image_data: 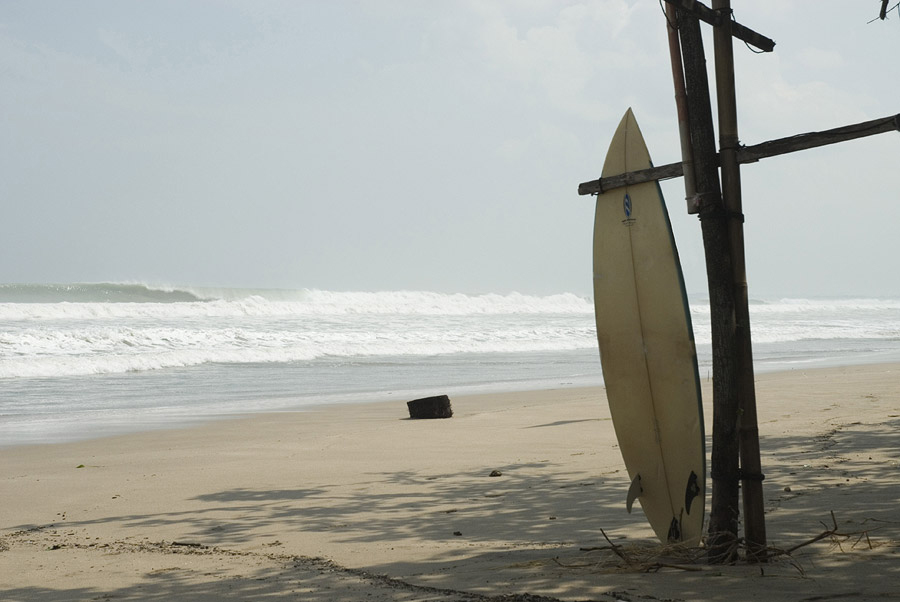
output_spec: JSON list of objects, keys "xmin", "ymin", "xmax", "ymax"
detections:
[
  {"xmin": 0, "ymin": 290, "xmax": 593, "ymax": 321},
  {"xmin": 687, "ymin": 297, "xmax": 900, "ymax": 344},
  {"xmin": 691, "ymin": 297, "xmax": 900, "ymax": 314},
  {"xmin": 3, "ymin": 288, "xmax": 899, "ymax": 380},
  {"xmin": 0, "ymin": 317, "xmax": 597, "ymax": 379}
]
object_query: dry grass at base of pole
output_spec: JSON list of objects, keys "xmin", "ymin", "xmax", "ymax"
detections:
[
  {"xmin": 554, "ymin": 529, "xmax": 708, "ymax": 573},
  {"xmin": 557, "ymin": 513, "xmax": 889, "ymax": 575}
]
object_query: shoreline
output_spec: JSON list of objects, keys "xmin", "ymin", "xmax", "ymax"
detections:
[
  {"xmin": 7, "ymin": 348, "xmax": 900, "ymax": 451},
  {"xmin": 2, "ymin": 363, "xmax": 899, "ymax": 600}
]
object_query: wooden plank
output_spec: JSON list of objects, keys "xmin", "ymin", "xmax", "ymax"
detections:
[
  {"xmin": 736, "ymin": 114, "xmax": 900, "ymax": 163},
  {"xmin": 578, "ymin": 113, "xmax": 900, "ymax": 196},
  {"xmin": 662, "ymin": 0, "xmax": 775, "ymax": 52},
  {"xmin": 578, "ymin": 162, "xmax": 684, "ymax": 195},
  {"xmin": 729, "ymin": 20, "xmax": 775, "ymax": 53}
]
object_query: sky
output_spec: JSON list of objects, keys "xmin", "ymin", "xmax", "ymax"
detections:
[{"xmin": 1, "ymin": 1, "xmax": 898, "ymax": 297}]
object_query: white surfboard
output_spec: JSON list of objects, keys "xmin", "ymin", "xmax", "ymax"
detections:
[{"xmin": 592, "ymin": 108, "xmax": 705, "ymax": 545}]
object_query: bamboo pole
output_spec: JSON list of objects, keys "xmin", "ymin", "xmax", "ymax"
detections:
[
  {"xmin": 677, "ymin": 8, "xmax": 741, "ymax": 564},
  {"xmin": 712, "ymin": 0, "xmax": 767, "ymax": 562},
  {"xmin": 665, "ymin": 2, "xmax": 698, "ymax": 212}
]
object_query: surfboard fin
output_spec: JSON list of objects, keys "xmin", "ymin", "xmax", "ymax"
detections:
[
  {"xmin": 684, "ymin": 470, "xmax": 701, "ymax": 514},
  {"xmin": 626, "ymin": 474, "xmax": 642, "ymax": 513},
  {"xmin": 667, "ymin": 517, "xmax": 682, "ymax": 543}
]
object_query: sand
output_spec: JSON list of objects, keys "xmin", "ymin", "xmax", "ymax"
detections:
[{"xmin": 1, "ymin": 363, "xmax": 898, "ymax": 601}]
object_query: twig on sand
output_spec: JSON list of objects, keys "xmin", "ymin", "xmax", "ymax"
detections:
[
  {"xmin": 770, "ymin": 511, "xmax": 879, "ymax": 559},
  {"xmin": 600, "ymin": 528, "xmax": 627, "ymax": 560},
  {"xmin": 171, "ymin": 541, "xmax": 206, "ymax": 548}
]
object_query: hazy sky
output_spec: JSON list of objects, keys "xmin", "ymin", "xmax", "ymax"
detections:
[{"xmin": 2, "ymin": 1, "xmax": 898, "ymax": 296}]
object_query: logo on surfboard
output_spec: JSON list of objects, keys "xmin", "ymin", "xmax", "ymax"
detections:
[{"xmin": 622, "ymin": 193, "xmax": 636, "ymax": 226}]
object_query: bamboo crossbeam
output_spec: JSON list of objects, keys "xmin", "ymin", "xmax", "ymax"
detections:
[
  {"xmin": 578, "ymin": 113, "xmax": 900, "ymax": 196},
  {"xmin": 736, "ymin": 114, "xmax": 900, "ymax": 163},
  {"xmin": 662, "ymin": 0, "xmax": 775, "ymax": 52},
  {"xmin": 577, "ymin": 162, "xmax": 684, "ymax": 196}
]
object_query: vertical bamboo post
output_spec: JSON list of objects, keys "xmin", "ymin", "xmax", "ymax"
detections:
[
  {"xmin": 711, "ymin": 0, "xmax": 768, "ymax": 561},
  {"xmin": 677, "ymin": 9, "xmax": 741, "ymax": 564},
  {"xmin": 665, "ymin": 3, "xmax": 698, "ymax": 212}
]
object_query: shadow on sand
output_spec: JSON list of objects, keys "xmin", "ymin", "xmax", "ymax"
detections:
[{"xmin": 3, "ymin": 416, "xmax": 898, "ymax": 601}]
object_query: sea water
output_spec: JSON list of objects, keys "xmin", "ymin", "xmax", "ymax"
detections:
[{"xmin": 2, "ymin": 283, "xmax": 900, "ymax": 447}]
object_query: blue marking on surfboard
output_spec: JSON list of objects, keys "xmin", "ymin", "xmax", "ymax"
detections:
[{"xmin": 622, "ymin": 192, "xmax": 636, "ymax": 227}]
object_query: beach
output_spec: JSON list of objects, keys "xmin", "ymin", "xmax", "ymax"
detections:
[{"xmin": 2, "ymin": 362, "xmax": 898, "ymax": 601}]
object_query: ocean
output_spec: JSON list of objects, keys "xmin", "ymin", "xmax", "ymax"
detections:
[{"xmin": 2, "ymin": 283, "xmax": 900, "ymax": 448}]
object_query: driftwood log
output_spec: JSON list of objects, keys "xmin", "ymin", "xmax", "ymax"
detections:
[{"xmin": 407, "ymin": 395, "xmax": 453, "ymax": 419}]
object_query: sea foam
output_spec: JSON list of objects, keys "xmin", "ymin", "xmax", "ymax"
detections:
[
  {"xmin": 2, "ymin": 284, "xmax": 899, "ymax": 379},
  {"xmin": 0, "ymin": 286, "xmax": 596, "ymax": 379}
]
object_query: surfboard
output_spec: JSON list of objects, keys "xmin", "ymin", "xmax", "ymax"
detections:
[{"xmin": 592, "ymin": 108, "xmax": 705, "ymax": 545}]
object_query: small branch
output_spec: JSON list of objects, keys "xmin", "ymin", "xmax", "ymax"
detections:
[
  {"xmin": 770, "ymin": 511, "xmax": 879, "ymax": 557},
  {"xmin": 171, "ymin": 541, "xmax": 206, "ymax": 548},
  {"xmin": 646, "ymin": 562, "xmax": 705, "ymax": 572},
  {"xmin": 552, "ymin": 557, "xmax": 598, "ymax": 569},
  {"xmin": 781, "ymin": 531, "xmax": 834, "ymax": 555},
  {"xmin": 600, "ymin": 528, "xmax": 627, "ymax": 561}
]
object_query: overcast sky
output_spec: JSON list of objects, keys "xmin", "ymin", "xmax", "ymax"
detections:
[{"xmin": 1, "ymin": 1, "xmax": 898, "ymax": 297}]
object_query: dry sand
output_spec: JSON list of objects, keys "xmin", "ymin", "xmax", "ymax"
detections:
[{"xmin": 1, "ymin": 363, "xmax": 898, "ymax": 601}]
